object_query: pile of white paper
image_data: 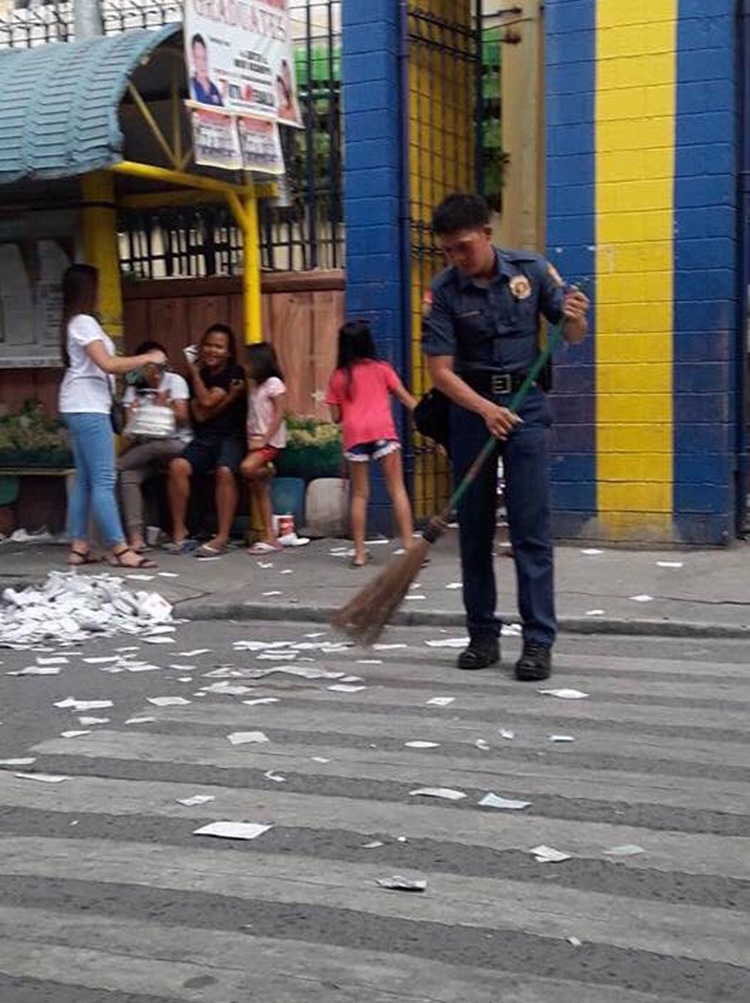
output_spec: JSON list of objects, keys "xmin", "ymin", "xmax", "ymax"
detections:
[{"xmin": 0, "ymin": 571, "xmax": 173, "ymax": 649}]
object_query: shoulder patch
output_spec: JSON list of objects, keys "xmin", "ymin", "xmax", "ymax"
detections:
[{"xmin": 547, "ymin": 263, "xmax": 564, "ymax": 288}]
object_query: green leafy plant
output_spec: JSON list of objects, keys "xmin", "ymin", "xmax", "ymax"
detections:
[
  {"xmin": 276, "ymin": 415, "xmax": 343, "ymax": 481},
  {"xmin": 0, "ymin": 401, "xmax": 72, "ymax": 467}
]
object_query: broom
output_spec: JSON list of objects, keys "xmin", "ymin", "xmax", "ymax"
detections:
[{"xmin": 331, "ymin": 321, "xmax": 566, "ymax": 645}]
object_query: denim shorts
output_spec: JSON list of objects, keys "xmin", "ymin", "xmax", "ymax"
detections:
[{"xmin": 344, "ymin": 438, "xmax": 401, "ymax": 463}]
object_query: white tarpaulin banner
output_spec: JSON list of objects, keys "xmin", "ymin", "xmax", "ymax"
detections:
[{"xmin": 183, "ymin": 0, "xmax": 300, "ymax": 172}]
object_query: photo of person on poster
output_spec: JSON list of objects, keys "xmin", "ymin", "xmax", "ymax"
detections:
[
  {"xmin": 190, "ymin": 33, "xmax": 224, "ymax": 107},
  {"xmin": 276, "ymin": 57, "xmax": 298, "ymax": 123}
]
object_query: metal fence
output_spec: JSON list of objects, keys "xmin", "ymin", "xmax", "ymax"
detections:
[{"xmin": 0, "ymin": 1, "xmax": 343, "ymax": 276}]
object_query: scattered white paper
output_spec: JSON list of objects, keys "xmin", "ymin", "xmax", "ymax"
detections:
[
  {"xmin": 15, "ymin": 772, "xmax": 69, "ymax": 784},
  {"xmin": 55, "ymin": 698, "xmax": 113, "ymax": 711},
  {"xmin": 125, "ymin": 716, "xmax": 155, "ymax": 725},
  {"xmin": 169, "ymin": 664, "xmax": 196, "ymax": 671},
  {"xmin": 538, "ymin": 688, "xmax": 589, "ymax": 700},
  {"xmin": 311, "ymin": 756, "xmax": 330, "ymax": 764},
  {"xmin": 657, "ymin": 561, "xmax": 683, "ymax": 568},
  {"xmin": 78, "ymin": 716, "xmax": 110, "ymax": 725},
  {"xmin": 568, "ymin": 937, "xmax": 583, "ymax": 947},
  {"xmin": 373, "ymin": 643, "xmax": 408, "ymax": 651},
  {"xmin": 427, "ymin": 697, "xmax": 455, "ymax": 707},
  {"xmin": 9, "ymin": 665, "xmax": 61, "ymax": 676},
  {"xmin": 126, "ymin": 573, "xmax": 155, "ymax": 581},
  {"xmin": 157, "ymin": 572, "xmax": 179, "ymax": 578},
  {"xmin": 227, "ymin": 731, "xmax": 269, "ymax": 745},
  {"xmin": 143, "ymin": 636, "xmax": 175, "ymax": 645},
  {"xmin": 328, "ymin": 684, "xmax": 367, "ymax": 693},
  {"xmin": 60, "ymin": 730, "xmax": 91, "ymax": 739},
  {"xmin": 630, "ymin": 594, "xmax": 654, "ymax": 603},
  {"xmin": 147, "ymin": 696, "xmax": 191, "ymax": 707},
  {"xmin": 0, "ymin": 757, "xmax": 36, "ymax": 767},
  {"xmin": 585, "ymin": 609, "xmax": 605, "ymax": 616},
  {"xmin": 604, "ymin": 844, "xmax": 645, "ymax": 857},
  {"xmin": 376, "ymin": 876, "xmax": 426, "ymax": 892},
  {"xmin": 409, "ymin": 787, "xmax": 466, "ymax": 801},
  {"xmin": 549, "ymin": 734, "xmax": 575, "ymax": 743},
  {"xmin": 405, "ymin": 595, "xmax": 425, "ymax": 601},
  {"xmin": 202, "ymin": 682, "xmax": 254, "ymax": 696},
  {"xmin": 242, "ymin": 697, "xmax": 279, "ymax": 706},
  {"xmin": 445, "ymin": 582, "xmax": 462, "ymax": 590},
  {"xmin": 581, "ymin": 548, "xmax": 603, "ymax": 556},
  {"xmin": 82, "ymin": 656, "xmax": 120, "ymax": 665},
  {"xmin": 531, "ymin": 844, "xmax": 571, "ymax": 863},
  {"xmin": 193, "ymin": 821, "xmax": 271, "ymax": 840},
  {"xmin": 499, "ymin": 728, "xmax": 515, "ymax": 740},
  {"xmin": 501, "ymin": 623, "xmax": 522, "ymax": 636},
  {"xmin": 35, "ymin": 656, "xmax": 68, "ymax": 665},
  {"xmin": 357, "ymin": 659, "xmax": 383, "ymax": 665},
  {"xmin": 479, "ymin": 793, "xmax": 531, "ymax": 810},
  {"xmin": 425, "ymin": 637, "xmax": 469, "ymax": 649},
  {"xmin": 405, "ymin": 741, "xmax": 440, "ymax": 749},
  {"xmin": 475, "ymin": 739, "xmax": 490, "ymax": 751},
  {"xmin": 178, "ymin": 649, "xmax": 211, "ymax": 657},
  {"xmin": 263, "ymin": 770, "xmax": 286, "ymax": 783},
  {"xmin": 177, "ymin": 794, "xmax": 216, "ymax": 807},
  {"xmin": 262, "ymin": 591, "xmax": 283, "ymax": 597},
  {"xmin": 362, "ymin": 840, "xmax": 384, "ymax": 848}
]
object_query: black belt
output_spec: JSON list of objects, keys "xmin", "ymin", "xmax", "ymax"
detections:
[{"xmin": 461, "ymin": 370, "xmax": 539, "ymax": 396}]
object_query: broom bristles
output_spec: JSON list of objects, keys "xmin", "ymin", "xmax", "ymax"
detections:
[{"xmin": 331, "ymin": 517, "xmax": 449, "ymax": 644}]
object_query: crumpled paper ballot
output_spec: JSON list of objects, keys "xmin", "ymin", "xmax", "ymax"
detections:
[{"xmin": 0, "ymin": 571, "xmax": 173, "ymax": 649}]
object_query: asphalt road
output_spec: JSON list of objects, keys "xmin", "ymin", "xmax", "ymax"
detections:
[{"xmin": 0, "ymin": 618, "xmax": 748, "ymax": 1003}]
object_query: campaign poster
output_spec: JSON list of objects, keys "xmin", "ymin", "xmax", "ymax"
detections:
[
  {"xmin": 184, "ymin": 0, "xmax": 302, "ymax": 128},
  {"xmin": 187, "ymin": 105, "xmax": 243, "ymax": 170},
  {"xmin": 237, "ymin": 115, "xmax": 285, "ymax": 175}
]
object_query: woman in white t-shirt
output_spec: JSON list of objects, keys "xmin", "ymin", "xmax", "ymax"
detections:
[
  {"xmin": 116, "ymin": 340, "xmax": 191, "ymax": 553},
  {"xmin": 58, "ymin": 264, "xmax": 166, "ymax": 568}
]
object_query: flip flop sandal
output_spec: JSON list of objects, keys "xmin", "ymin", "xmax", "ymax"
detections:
[
  {"xmin": 196, "ymin": 543, "xmax": 228, "ymax": 558},
  {"xmin": 247, "ymin": 541, "xmax": 282, "ymax": 555},
  {"xmin": 163, "ymin": 540, "xmax": 195, "ymax": 555},
  {"xmin": 67, "ymin": 548, "xmax": 100, "ymax": 566},
  {"xmin": 350, "ymin": 551, "xmax": 372, "ymax": 568},
  {"xmin": 109, "ymin": 547, "xmax": 157, "ymax": 569}
]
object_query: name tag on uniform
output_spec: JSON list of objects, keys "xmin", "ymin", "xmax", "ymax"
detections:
[{"xmin": 457, "ymin": 310, "xmax": 481, "ymax": 319}]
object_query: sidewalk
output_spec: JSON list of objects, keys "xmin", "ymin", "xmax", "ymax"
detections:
[{"xmin": 2, "ymin": 533, "xmax": 749, "ymax": 638}]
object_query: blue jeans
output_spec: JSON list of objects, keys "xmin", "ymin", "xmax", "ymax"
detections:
[
  {"xmin": 450, "ymin": 386, "xmax": 556, "ymax": 647},
  {"xmin": 64, "ymin": 413, "xmax": 126, "ymax": 548}
]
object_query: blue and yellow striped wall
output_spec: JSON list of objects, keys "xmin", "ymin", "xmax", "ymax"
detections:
[{"xmin": 547, "ymin": 0, "xmax": 741, "ymax": 544}]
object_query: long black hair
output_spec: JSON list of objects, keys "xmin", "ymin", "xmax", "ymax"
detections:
[
  {"xmin": 60, "ymin": 264, "xmax": 98, "ymax": 368},
  {"xmin": 246, "ymin": 340, "xmax": 284, "ymax": 384},
  {"xmin": 336, "ymin": 320, "xmax": 378, "ymax": 399}
]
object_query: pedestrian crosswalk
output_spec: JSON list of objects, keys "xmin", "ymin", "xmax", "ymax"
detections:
[{"xmin": 0, "ymin": 627, "xmax": 748, "ymax": 1002}]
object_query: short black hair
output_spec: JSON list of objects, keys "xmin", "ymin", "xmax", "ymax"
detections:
[
  {"xmin": 191, "ymin": 33, "xmax": 206, "ymax": 50},
  {"xmin": 246, "ymin": 340, "xmax": 284, "ymax": 383},
  {"xmin": 432, "ymin": 193, "xmax": 491, "ymax": 236},
  {"xmin": 135, "ymin": 339, "xmax": 167, "ymax": 357}
]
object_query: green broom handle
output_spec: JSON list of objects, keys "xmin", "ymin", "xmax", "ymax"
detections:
[{"xmin": 439, "ymin": 320, "xmax": 565, "ymax": 520}]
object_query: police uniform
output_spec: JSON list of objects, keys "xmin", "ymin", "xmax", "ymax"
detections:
[{"xmin": 422, "ymin": 247, "xmax": 565, "ymax": 653}]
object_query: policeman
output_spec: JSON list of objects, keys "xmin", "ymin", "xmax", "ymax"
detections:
[{"xmin": 422, "ymin": 193, "xmax": 589, "ymax": 680}]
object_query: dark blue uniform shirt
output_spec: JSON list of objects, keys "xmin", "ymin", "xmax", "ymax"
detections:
[{"xmin": 422, "ymin": 248, "xmax": 565, "ymax": 374}]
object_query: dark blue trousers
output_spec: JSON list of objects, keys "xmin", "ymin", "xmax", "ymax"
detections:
[{"xmin": 449, "ymin": 386, "xmax": 556, "ymax": 647}]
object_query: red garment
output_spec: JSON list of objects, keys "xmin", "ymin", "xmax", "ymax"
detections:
[{"xmin": 325, "ymin": 360, "xmax": 400, "ymax": 450}]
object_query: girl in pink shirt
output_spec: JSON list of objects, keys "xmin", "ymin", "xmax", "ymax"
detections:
[
  {"xmin": 326, "ymin": 320, "xmax": 417, "ymax": 567},
  {"xmin": 241, "ymin": 341, "xmax": 288, "ymax": 554}
]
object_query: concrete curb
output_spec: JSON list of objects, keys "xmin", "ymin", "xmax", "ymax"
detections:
[{"xmin": 174, "ymin": 598, "xmax": 750, "ymax": 640}]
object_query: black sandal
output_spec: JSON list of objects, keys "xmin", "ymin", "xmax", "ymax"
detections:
[
  {"xmin": 110, "ymin": 547, "xmax": 157, "ymax": 569},
  {"xmin": 67, "ymin": 548, "xmax": 100, "ymax": 566}
]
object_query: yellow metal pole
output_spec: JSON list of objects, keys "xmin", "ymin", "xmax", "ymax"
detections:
[
  {"xmin": 242, "ymin": 190, "xmax": 262, "ymax": 345},
  {"xmin": 81, "ymin": 171, "xmax": 123, "ymax": 342},
  {"xmin": 110, "ymin": 160, "xmax": 276, "ymax": 199},
  {"xmin": 127, "ymin": 83, "xmax": 178, "ymax": 168}
]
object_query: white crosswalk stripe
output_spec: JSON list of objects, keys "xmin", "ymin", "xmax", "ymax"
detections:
[{"xmin": 0, "ymin": 628, "xmax": 748, "ymax": 1002}]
